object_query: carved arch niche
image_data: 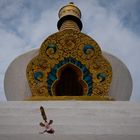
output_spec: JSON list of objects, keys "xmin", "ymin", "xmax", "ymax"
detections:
[{"xmin": 52, "ymin": 64, "xmax": 87, "ymax": 96}]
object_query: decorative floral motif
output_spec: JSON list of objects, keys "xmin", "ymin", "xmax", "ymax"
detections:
[
  {"xmin": 39, "ymin": 60, "xmax": 48, "ymax": 70},
  {"xmin": 37, "ymin": 85, "xmax": 48, "ymax": 96},
  {"xmin": 97, "ymin": 73, "xmax": 107, "ymax": 82},
  {"xmin": 45, "ymin": 44, "xmax": 57, "ymax": 59},
  {"xmin": 34, "ymin": 71, "xmax": 44, "ymax": 82},
  {"xmin": 83, "ymin": 45, "xmax": 95, "ymax": 54}
]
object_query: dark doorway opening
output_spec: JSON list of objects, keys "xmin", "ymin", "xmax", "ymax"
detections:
[{"xmin": 54, "ymin": 65, "xmax": 84, "ymax": 96}]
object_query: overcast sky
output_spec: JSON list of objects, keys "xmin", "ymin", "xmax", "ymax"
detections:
[{"xmin": 0, "ymin": 0, "xmax": 140, "ymax": 101}]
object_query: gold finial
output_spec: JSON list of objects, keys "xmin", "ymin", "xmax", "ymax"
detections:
[
  {"xmin": 58, "ymin": 2, "xmax": 81, "ymax": 19},
  {"xmin": 57, "ymin": 2, "xmax": 83, "ymax": 31},
  {"xmin": 69, "ymin": 2, "xmax": 74, "ymax": 4}
]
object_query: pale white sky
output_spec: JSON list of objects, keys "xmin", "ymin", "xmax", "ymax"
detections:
[{"xmin": 0, "ymin": 0, "xmax": 140, "ymax": 101}]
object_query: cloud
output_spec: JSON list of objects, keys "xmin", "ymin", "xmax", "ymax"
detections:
[
  {"xmin": 17, "ymin": 8, "xmax": 58, "ymax": 48},
  {"xmin": 0, "ymin": 0, "xmax": 23, "ymax": 20},
  {"xmin": 98, "ymin": 0, "xmax": 140, "ymax": 35},
  {"xmin": 0, "ymin": 0, "xmax": 140, "ymax": 101}
]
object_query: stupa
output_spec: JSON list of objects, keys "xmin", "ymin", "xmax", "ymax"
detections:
[
  {"xmin": 4, "ymin": 2, "xmax": 132, "ymax": 101},
  {"xmin": 1, "ymin": 3, "xmax": 140, "ymax": 140}
]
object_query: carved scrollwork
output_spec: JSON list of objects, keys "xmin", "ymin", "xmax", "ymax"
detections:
[
  {"xmin": 97, "ymin": 73, "xmax": 107, "ymax": 82},
  {"xmin": 45, "ymin": 44, "xmax": 57, "ymax": 59},
  {"xmin": 83, "ymin": 45, "xmax": 94, "ymax": 54},
  {"xmin": 34, "ymin": 71, "xmax": 44, "ymax": 82}
]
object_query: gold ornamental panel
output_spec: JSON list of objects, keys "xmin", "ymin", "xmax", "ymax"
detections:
[{"xmin": 26, "ymin": 29, "xmax": 112, "ymax": 100}]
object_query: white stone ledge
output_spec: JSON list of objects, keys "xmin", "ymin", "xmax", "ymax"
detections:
[{"xmin": 0, "ymin": 101, "xmax": 140, "ymax": 139}]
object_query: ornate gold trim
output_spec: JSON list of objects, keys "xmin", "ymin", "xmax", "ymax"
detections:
[{"xmin": 27, "ymin": 96, "xmax": 114, "ymax": 101}]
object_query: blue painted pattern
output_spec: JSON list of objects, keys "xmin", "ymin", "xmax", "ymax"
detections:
[
  {"xmin": 34, "ymin": 71, "xmax": 43, "ymax": 82},
  {"xmin": 97, "ymin": 73, "xmax": 107, "ymax": 82},
  {"xmin": 46, "ymin": 44, "xmax": 57, "ymax": 53},
  {"xmin": 47, "ymin": 57, "xmax": 93, "ymax": 96},
  {"xmin": 83, "ymin": 45, "xmax": 95, "ymax": 54}
]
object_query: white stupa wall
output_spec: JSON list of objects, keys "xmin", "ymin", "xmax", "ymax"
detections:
[
  {"xmin": 103, "ymin": 53, "xmax": 133, "ymax": 100},
  {"xmin": 0, "ymin": 101, "xmax": 140, "ymax": 140}
]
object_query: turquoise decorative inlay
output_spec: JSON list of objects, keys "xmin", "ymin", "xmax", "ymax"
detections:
[
  {"xmin": 46, "ymin": 44, "xmax": 57, "ymax": 53},
  {"xmin": 34, "ymin": 71, "xmax": 43, "ymax": 82},
  {"xmin": 47, "ymin": 57, "xmax": 93, "ymax": 96},
  {"xmin": 83, "ymin": 45, "xmax": 95, "ymax": 54},
  {"xmin": 97, "ymin": 73, "xmax": 107, "ymax": 82}
]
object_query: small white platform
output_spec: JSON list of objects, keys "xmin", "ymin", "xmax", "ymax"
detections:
[{"xmin": 0, "ymin": 101, "xmax": 140, "ymax": 140}]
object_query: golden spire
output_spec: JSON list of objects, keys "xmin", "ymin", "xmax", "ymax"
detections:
[
  {"xmin": 58, "ymin": 2, "xmax": 81, "ymax": 19},
  {"xmin": 57, "ymin": 2, "xmax": 82, "ymax": 31}
]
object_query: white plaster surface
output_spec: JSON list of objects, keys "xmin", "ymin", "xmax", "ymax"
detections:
[
  {"xmin": 4, "ymin": 49, "xmax": 132, "ymax": 101},
  {"xmin": 0, "ymin": 101, "xmax": 140, "ymax": 140},
  {"xmin": 103, "ymin": 53, "xmax": 133, "ymax": 100},
  {"xmin": 4, "ymin": 50, "xmax": 38, "ymax": 101}
]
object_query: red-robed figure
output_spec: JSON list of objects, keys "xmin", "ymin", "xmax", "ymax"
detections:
[{"xmin": 39, "ymin": 106, "xmax": 55, "ymax": 134}]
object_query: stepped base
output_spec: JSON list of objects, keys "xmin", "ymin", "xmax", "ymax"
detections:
[
  {"xmin": 0, "ymin": 101, "xmax": 140, "ymax": 140},
  {"xmin": 0, "ymin": 134, "xmax": 140, "ymax": 140}
]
